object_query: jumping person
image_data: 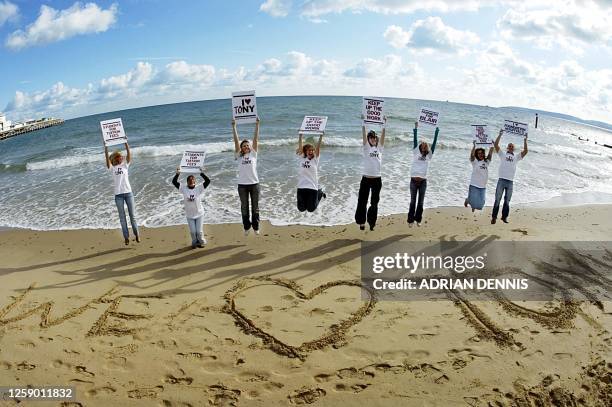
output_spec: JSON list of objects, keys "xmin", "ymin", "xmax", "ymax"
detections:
[
  {"xmin": 355, "ymin": 115, "xmax": 386, "ymax": 231},
  {"xmin": 465, "ymin": 141, "xmax": 494, "ymax": 212},
  {"xmin": 296, "ymin": 132, "xmax": 326, "ymax": 212},
  {"xmin": 104, "ymin": 142, "xmax": 140, "ymax": 245},
  {"xmin": 172, "ymin": 167, "xmax": 211, "ymax": 248},
  {"xmin": 232, "ymin": 117, "xmax": 261, "ymax": 236},
  {"xmin": 491, "ymin": 129, "xmax": 528, "ymax": 224},
  {"xmin": 407, "ymin": 121, "xmax": 439, "ymax": 226}
]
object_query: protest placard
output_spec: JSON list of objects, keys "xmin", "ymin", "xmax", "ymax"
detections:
[
  {"xmin": 299, "ymin": 116, "xmax": 328, "ymax": 134},
  {"xmin": 472, "ymin": 124, "xmax": 493, "ymax": 145},
  {"xmin": 418, "ymin": 107, "xmax": 440, "ymax": 127},
  {"xmin": 362, "ymin": 97, "xmax": 385, "ymax": 126},
  {"xmin": 100, "ymin": 118, "xmax": 127, "ymax": 147},
  {"xmin": 503, "ymin": 120, "xmax": 529, "ymax": 138},
  {"xmin": 180, "ymin": 151, "xmax": 206, "ymax": 173},
  {"xmin": 232, "ymin": 91, "xmax": 258, "ymax": 124}
]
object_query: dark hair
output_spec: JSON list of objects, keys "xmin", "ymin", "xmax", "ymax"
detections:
[
  {"xmin": 239, "ymin": 140, "xmax": 250, "ymax": 156},
  {"xmin": 187, "ymin": 175, "xmax": 196, "ymax": 183},
  {"xmin": 475, "ymin": 148, "xmax": 486, "ymax": 160},
  {"xmin": 367, "ymin": 130, "xmax": 377, "ymax": 138},
  {"xmin": 302, "ymin": 143, "xmax": 314, "ymax": 157},
  {"xmin": 419, "ymin": 142, "xmax": 429, "ymax": 157}
]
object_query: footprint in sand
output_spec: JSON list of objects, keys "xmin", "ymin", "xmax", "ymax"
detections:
[
  {"xmin": 164, "ymin": 375, "xmax": 194, "ymax": 385},
  {"xmin": 206, "ymin": 384, "xmax": 241, "ymax": 407},
  {"xmin": 288, "ymin": 387, "xmax": 326, "ymax": 405},
  {"xmin": 259, "ymin": 305, "xmax": 273, "ymax": 312},
  {"xmin": 127, "ymin": 386, "xmax": 164, "ymax": 399},
  {"xmin": 86, "ymin": 386, "xmax": 116, "ymax": 397},
  {"xmin": 16, "ymin": 361, "xmax": 36, "ymax": 370},
  {"xmin": 511, "ymin": 228, "xmax": 528, "ymax": 235},
  {"xmin": 17, "ymin": 340, "xmax": 36, "ymax": 349},
  {"xmin": 75, "ymin": 365, "xmax": 95, "ymax": 377}
]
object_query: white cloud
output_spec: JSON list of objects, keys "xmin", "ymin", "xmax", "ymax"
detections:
[
  {"xmin": 260, "ymin": 0, "xmax": 292, "ymax": 17},
  {"xmin": 5, "ymin": 82, "xmax": 91, "ymax": 114},
  {"xmin": 159, "ymin": 61, "xmax": 216, "ymax": 85},
  {"xmin": 384, "ymin": 17, "xmax": 480, "ymax": 54},
  {"xmin": 98, "ymin": 62, "xmax": 154, "ymax": 96},
  {"xmin": 497, "ymin": 1, "xmax": 612, "ymax": 51},
  {"xmin": 0, "ymin": 1, "xmax": 18, "ymax": 26},
  {"xmin": 5, "ymin": 2, "xmax": 118, "ymax": 50},
  {"xmin": 300, "ymin": 0, "xmax": 486, "ymax": 18}
]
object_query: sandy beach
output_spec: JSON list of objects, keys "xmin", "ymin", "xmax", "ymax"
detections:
[{"xmin": 0, "ymin": 204, "xmax": 610, "ymax": 406}]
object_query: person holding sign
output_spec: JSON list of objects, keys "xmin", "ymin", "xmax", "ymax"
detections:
[
  {"xmin": 464, "ymin": 142, "xmax": 494, "ymax": 212},
  {"xmin": 491, "ymin": 130, "xmax": 528, "ymax": 224},
  {"xmin": 355, "ymin": 115, "xmax": 386, "ymax": 231},
  {"xmin": 104, "ymin": 143, "xmax": 140, "ymax": 245},
  {"xmin": 172, "ymin": 167, "xmax": 211, "ymax": 248},
  {"xmin": 407, "ymin": 122, "xmax": 439, "ymax": 226},
  {"xmin": 232, "ymin": 117, "xmax": 261, "ymax": 236},
  {"xmin": 296, "ymin": 133, "xmax": 326, "ymax": 212}
]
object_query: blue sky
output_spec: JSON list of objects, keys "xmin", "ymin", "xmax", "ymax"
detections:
[{"xmin": 1, "ymin": 0, "xmax": 611, "ymax": 122}]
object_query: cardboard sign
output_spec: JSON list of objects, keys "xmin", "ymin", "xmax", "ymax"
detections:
[
  {"xmin": 300, "ymin": 116, "xmax": 328, "ymax": 134},
  {"xmin": 418, "ymin": 108, "xmax": 439, "ymax": 127},
  {"xmin": 100, "ymin": 118, "xmax": 127, "ymax": 147},
  {"xmin": 180, "ymin": 151, "xmax": 206, "ymax": 173},
  {"xmin": 504, "ymin": 120, "xmax": 528, "ymax": 138},
  {"xmin": 472, "ymin": 124, "xmax": 493, "ymax": 145},
  {"xmin": 362, "ymin": 97, "xmax": 385, "ymax": 126},
  {"xmin": 232, "ymin": 90, "xmax": 257, "ymax": 124}
]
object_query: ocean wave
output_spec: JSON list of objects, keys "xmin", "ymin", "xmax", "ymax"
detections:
[{"xmin": 0, "ymin": 163, "xmax": 28, "ymax": 173}]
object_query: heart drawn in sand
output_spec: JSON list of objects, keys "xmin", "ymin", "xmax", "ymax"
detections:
[{"xmin": 224, "ymin": 276, "xmax": 376, "ymax": 360}]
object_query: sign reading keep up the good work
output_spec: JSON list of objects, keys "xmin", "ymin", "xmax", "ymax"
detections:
[
  {"xmin": 362, "ymin": 97, "xmax": 385, "ymax": 126},
  {"xmin": 300, "ymin": 116, "xmax": 328, "ymax": 134}
]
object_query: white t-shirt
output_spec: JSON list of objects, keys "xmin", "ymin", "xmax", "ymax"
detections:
[
  {"xmin": 179, "ymin": 184, "xmax": 205, "ymax": 219},
  {"xmin": 410, "ymin": 147, "xmax": 433, "ymax": 178},
  {"xmin": 470, "ymin": 159, "xmax": 490, "ymax": 188},
  {"xmin": 497, "ymin": 150, "xmax": 523, "ymax": 181},
  {"xmin": 109, "ymin": 161, "xmax": 132, "ymax": 195},
  {"xmin": 362, "ymin": 144, "xmax": 383, "ymax": 177},
  {"xmin": 297, "ymin": 154, "xmax": 319, "ymax": 190},
  {"xmin": 236, "ymin": 150, "xmax": 259, "ymax": 185}
]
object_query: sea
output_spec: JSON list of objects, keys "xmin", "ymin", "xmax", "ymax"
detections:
[{"xmin": 1, "ymin": 96, "xmax": 611, "ymax": 231}]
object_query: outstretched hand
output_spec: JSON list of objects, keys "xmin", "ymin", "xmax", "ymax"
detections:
[{"xmin": 176, "ymin": 167, "xmax": 180, "ymax": 175}]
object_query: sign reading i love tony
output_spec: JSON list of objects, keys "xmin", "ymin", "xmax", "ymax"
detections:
[{"xmin": 232, "ymin": 90, "xmax": 258, "ymax": 124}]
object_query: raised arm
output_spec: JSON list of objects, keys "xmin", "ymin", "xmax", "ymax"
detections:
[
  {"xmin": 201, "ymin": 171, "xmax": 211, "ymax": 189},
  {"xmin": 470, "ymin": 142, "xmax": 476, "ymax": 162},
  {"xmin": 487, "ymin": 146, "xmax": 494, "ymax": 161},
  {"xmin": 521, "ymin": 136, "xmax": 528, "ymax": 158},
  {"xmin": 431, "ymin": 127, "xmax": 439, "ymax": 154},
  {"xmin": 315, "ymin": 133, "xmax": 323, "ymax": 158},
  {"xmin": 296, "ymin": 133, "xmax": 303, "ymax": 155},
  {"xmin": 494, "ymin": 129, "xmax": 503, "ymax": 153},
  {"xmin": 380, "ymin": 115, "xmax": 386, "ymax": 147},
  {"xmin": 104, "ymin": 145, "xmax": 111, "ymax": 169},
  {"xmin": 232, "ymin": 119, "xmax": 239, "ymax": 153},
  {"xmin": 125, "ymin": 142, "xmax": 132, "ymax": 164},
  {"xmin": 362, "ymin": 114, "xmax": 367, "ymax": 145},
  {"xmin": 252, "ymin": 117, "xmax": 260, "ymax": 152},
  {"xmin": 172, "ymin": 167, "xmax": 180, "ymax": 189},
  {"xmin": 413, "ymin": 121, "xmax": 418, "ymax": 149}
]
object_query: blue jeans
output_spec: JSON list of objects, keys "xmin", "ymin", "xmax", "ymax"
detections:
[
  {"xmin": 187, "ymin": 216, "xmax": 204, "ymax": 247},
  {"xmin": 492, "ymin": 179, "xmax": 513, "ymax": 220},
  {"xmin": 467, "ymin": 185, "xmax": 486, "ymax": 210},
  {"xmin": 114, "ymin": 192, "xmax": 139, "ymax": 239},
  {"xmin": 408, "ymin": 178, "xmax": 427, "ymax": 223}
]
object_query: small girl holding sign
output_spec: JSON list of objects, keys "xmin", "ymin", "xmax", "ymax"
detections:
[
  {"xmin": 464, "ymin": 141, "xmax": 494, "ymax": 212},
  {"xmin": 296, "ymin": 132, "xmax": 326, "ymax": 212},
  {"xmin": 172, "ymin": 167, "xmax": 211, "ymax": 248},
  {"xmin": 408, "ymin": 121, "xmax": 439, "ymax": 226}
]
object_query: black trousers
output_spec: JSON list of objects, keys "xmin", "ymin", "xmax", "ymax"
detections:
[
  {"xmin": 238, "ymin": 183, "xmax": 260, "ymax": 230},
  {"xmin": 297, "ymin": 188, "xmax": 324, "ymax": 212},
  {"xmin": 354, "ymin": 176, "xmax": 382, "ymax": 227},
  {"xmin": 407, "ymin": 178, "xmax": 427, "ymax": 223}
]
